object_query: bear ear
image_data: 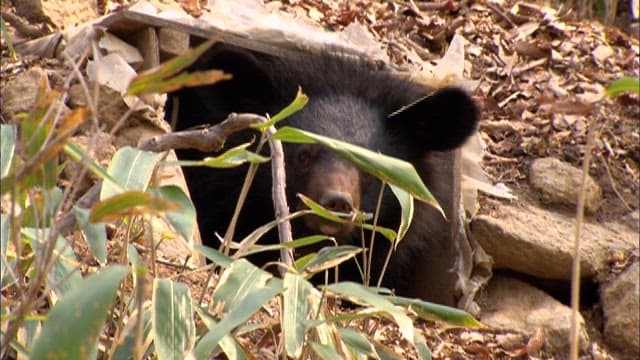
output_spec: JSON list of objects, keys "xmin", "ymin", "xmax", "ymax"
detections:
[{"xmin": 388, "ymin": 87, "xmax": 480, "ymax": 152}]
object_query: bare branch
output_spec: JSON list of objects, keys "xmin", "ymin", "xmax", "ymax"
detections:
[
  {"xmin": 266, "ymin": 125, "xmax": 294, "ymax": 271},
  {"xmin": 139, "ymin": 113, "xmax": 266, "ymax": 153}
]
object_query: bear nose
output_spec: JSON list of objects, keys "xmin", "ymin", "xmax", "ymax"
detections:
[{"xmin": 319, "ymin": 191, "xmax": 354, "ymax": 213}]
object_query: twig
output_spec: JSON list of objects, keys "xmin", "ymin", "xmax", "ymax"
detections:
[
  {"xmin": 138, "ymin": 113, "xmax": 265, "ymax": 152},
  {"xmin": 414, "ymin": 0, "xmax": 458, "ymax": 12},
  {"xmin": 485, "ymin": 1, "xmax": 517, "ymax": 28},
  {"xmin": 0, "ymin": 11, "xmax": 50, "ymax": 38},
  {"xmin": 265, "ymin": 125, "xmax": 294, "ymax": 271},
  {"xmin": 569, "ymin": 109, "xmax": 599, "ymax": 360},
  {"xmin": 368, "ymin": 182, "xmax": 386, "ymax": 287}
]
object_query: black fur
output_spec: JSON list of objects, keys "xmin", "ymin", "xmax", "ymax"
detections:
[{"xmin": 167, "ymin": 43, "xmax": 480, "ymax": 305}]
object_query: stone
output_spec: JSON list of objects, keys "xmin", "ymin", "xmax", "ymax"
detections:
[
  {"xmin": 16, "ymin": 0, "xmax": 98, "ymax": 29},
  {"xmin": 601, "ymin": 261, "xmax": 639, "ymax": 359},
  {"xmin": 529, "ymin": 157, "xmax": 602, "ymax": 214},
  {"xmin": 470, "ymin": 203, "xmax": 637, "ymax": 280},
  {"xmin": 67, "ymin": 82, "xmax": 132, "ymax": 131},
  {"xmin": 158, "ymin": 27, "xmax": 190, "ymax": 59},
  {"xmin": 1, "ymin": 67, "xmax": 49, "ymax": 122},
  {"xmin": 478, "ymin": 275, "xmax": 590, "ymax": 355}
]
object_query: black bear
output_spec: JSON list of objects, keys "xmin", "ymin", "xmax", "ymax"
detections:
[{"xmin": 167, "ymin": 43, "xmax": 480, "ymax": 306}]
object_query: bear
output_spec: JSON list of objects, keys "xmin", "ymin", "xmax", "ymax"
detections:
[{"xmin": 166, "ymin": 43, "xmax": 480, "ymax": 306}]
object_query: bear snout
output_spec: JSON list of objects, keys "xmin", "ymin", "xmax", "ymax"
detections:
[
  {"xmin": 319, "ymin": 191, "xmax": 354, "ymax": 214},
  {"xmin": 301, "ymin": 190, "xmax": 359, "ymax": 241}
]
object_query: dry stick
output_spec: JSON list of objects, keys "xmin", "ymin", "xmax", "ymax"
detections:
[
  {"xmin": 139, "ymin": 113, "xmax": 265, "ymax": 153},
  {"xmin": 265, "ymin": 125, "xmax": 295, "ymax": 272},
  {"xmin": 366, "ymin": 182, "xmax": 386, "ymax": 287},
  {"xmin": 569, "ymin": 110, "xmax": 599, "ymax": 360},
  {"xmin": 217, "ymin": 133, "xmax": 268, "ymax": 259},
  {"xmin": 485, "ymin": 1, "xmax": 517, "ymax": 28}
]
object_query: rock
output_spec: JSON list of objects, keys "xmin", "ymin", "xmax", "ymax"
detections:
[
  {"xmin": 601, "ymin": 261, "xmax": 639, "ymax": 359},
  {"xmin": 16, "ymin": 0, "xmax": 98, "ymax": 29},
  {"xmin": 1, "ymin": 67, "xmax": 49, "ymax": 122},
  {"xmin": 478, "ymin": 275, "xmax": 590, "ymax": 355},
  {"xmin": 529, "ymin": 157, "xmax": 602, "ymax": 214},
  {"xmin": 67, "ymin": 82, "xmax": 133, "ymax": 131},
  {"xmin": 470, "ymin": 203, "xmax": 637, "ymax": 280}
]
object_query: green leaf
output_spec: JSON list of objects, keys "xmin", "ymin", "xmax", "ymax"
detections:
[
  {"xmin": 251, "ymin": 88, "xmax": 309, "ymax": 130},
  {"xmin": 176, "ymin": 142, "xmax": 269, "ymax": 169},
  {"xmin": 64, "ymin": 142, "xmax": 119, "ymax": 187},
  {"xmin": 244, "ymin": 234, "xmax": 333, "ymax": 258},
  {"xmin": 194, "ymin": 244, "xmax": 233, "ymax": 268},
  {"xmin": 133, "ymin": 69, "xmax": 231, "ymax": 95},
  {"xmin": 0, "ymin": 124, "xmax": 15, "ymax": 178},
  {"xmin": 90, "ymin": 190, "xmax": 178, "ymax": 222},
  {"xmin": 18, "ymin": 87, "xmax": 61, "ymax": 190},
  {"xmin": 127, "ymin": 243, "xmax": 142, "ymax": 269},
  {"xmin": 298, "ymin": 194, "xmax": 395, "ymax": 241},
  {"xmin": 414, "ymin": 332, "xmax": 432, "ymax": 360},
  {"xmin": 388, "ymin": 296, "xmax": 483, "ymax": 327},
  {"xmin": 156, "ymin": 185, "xmax": 196, "ymax": 242},
  {"xmin": 233, "ymin": 209, "xmax": 314, "ymax": 257},
  {"xmin": 339, "ymin": 327, "xmax": 377, "ymax": 358},
  {"xmin": 100, "ymin": 146, "xmax": 160, "ymax": 200},
  {"xmin": 30, "ymin": 265, "xmax": 128, "ymax": 360},
  {"xmin": 193, "ymin": 306, "xmax": 250, "ymax": 360},
  {"xmin": 1, "ymin": 214, "xmax": 10, "ymax": 286},
  {"xmin": 327, "ymin": 282, "xmax": 414, "ymax": 341},
  {"xmin": 389, "ymin": 184, "xmax": 414, "ymax": 244},
  {"xmin": 128, "ymin": 38, "xmax": 225, "ymax": 96},
  {"xmin": 301, "ymin": 245, "xmax": 362, "ymax": 276},
  {"xmin": 311, "ymin": 342, "xmax": 343, "ymax": 359},
  {"xmin": 273, "ymin": 126, "xmax": 442, "ymax": 214},
  {"xmin": 283, "ymin": 272, "xmax": 318, "ymax": 358},
  {"xmin": 194, "ymin": 282, "xmax": 282, "ymax": 359},
  {"xmin": 23, "ymin": 228, "xmax": 82, "ymax": 297},
  {"xmin": 371, "ymin": 341, "xmax": 404, "ymax": 360},
  {"xmin": 212, "ymin": 259, "xmax": 277, "ymax": 313},
  {"xmin": 1, "ymin": 16, "xmax": 16, "ymax": 60},
  {"xmin": 0, "ymin": 213, "xmax": 8, "ymax": 255},
  {"xmin": 112, "ymin": 308, "xmax": 153, "ymax": 360},
  {"xmin": 22, "ymin": 187, "xmax": 62, "ymax": 228},
  {"xmin": 74, "ymin": 207, "xmax": 107, "ymax": 264},
  {"xmin": 152, "ymin": 278, "xmax": 196, "ymax": 360},
  {"xmin": 606, "ymin": 76, "xmax": 640, "ymax": 97}
]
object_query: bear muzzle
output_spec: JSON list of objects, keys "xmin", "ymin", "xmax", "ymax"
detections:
[{"xmin": 301, "ymin": 190, "xmax": 358, "ymax": 240}]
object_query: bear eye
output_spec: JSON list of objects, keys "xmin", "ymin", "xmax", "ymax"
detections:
[{"xmin": 297, "ymin": 149, "xmax": 311, "ymax": 167}]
